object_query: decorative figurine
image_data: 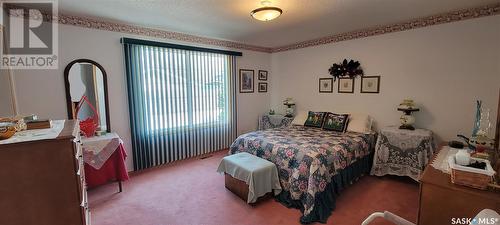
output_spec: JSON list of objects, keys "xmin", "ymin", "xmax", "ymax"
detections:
[
  {"xmin": 472, "ymin": 100, "xmax": 482, "ymax": 137},
  {"xmin": 397, "ymin": 99, "xmax": 419, "ymax": 130},
  {"xmin": 283, "ymin": 98, "xmax": 295, "ymax": 118},
  {"xmin": 458, "ymin": 102, "xmax": 495, "ymax": 152},
  {"xmin": 269, "ymin": 109, "xmax": 275, "ymax": 115}
]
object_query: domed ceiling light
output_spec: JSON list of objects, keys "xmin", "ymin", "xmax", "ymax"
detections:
[{"xmin": 251, "ymin": 0, "xmax": 282, "ymax": 22}]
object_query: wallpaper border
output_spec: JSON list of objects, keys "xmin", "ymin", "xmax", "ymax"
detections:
[
  {"xmin": 271, "ymin": 3, "xmax": 500, "ymax": 52},
  {"xmin": 1, "ymin": 3, "xmax": 499, "ymax": 53}
]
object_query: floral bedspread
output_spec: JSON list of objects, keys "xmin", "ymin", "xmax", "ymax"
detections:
[{"xmin": 229, "ymin": 125, "xmax": 375, "ymax": 221}]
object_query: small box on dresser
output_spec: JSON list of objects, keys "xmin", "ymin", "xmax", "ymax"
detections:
[{"xmin": 0, "ymin": 120, "xmax": 90, "ymax": 225}]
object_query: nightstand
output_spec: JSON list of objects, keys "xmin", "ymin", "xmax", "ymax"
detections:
[
  {"xmin": 258, "ymin": 114, "xmax": 293, "ymax": 130},
  {"xmin": 370, "ymin": 126, "xmax": 436, "ymax": 181}
]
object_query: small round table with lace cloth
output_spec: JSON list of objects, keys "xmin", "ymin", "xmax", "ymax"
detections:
[
  {"xmin": 370, "ymin": 126, "xmax": 436, "ymax": 181},
  {"xmin": 258, "ymin": 114, "xmax": 293, "ymax": 130}
]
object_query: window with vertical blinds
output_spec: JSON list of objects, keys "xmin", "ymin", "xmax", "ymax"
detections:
[{"xmin": 122, "ymin": 38, "xmax": 240, "ymax": 170}]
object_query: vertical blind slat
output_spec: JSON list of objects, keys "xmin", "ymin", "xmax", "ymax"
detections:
[
  {"xmin": 152, "ymin": 47, "xmax": 162, "ymax": 165},
  {"xmin": 124, "ymin": 45, "xmax": 138, "ymax": 170},
  {"xmin": 137, "ymin": 46, "xmax": 147, "ymax": 168},
  {"xmin": 172, "ymin": 48, "xmax": 179, "ymax": 161},
  {"xmin": 166, "ymin": 48, "xmax": 174, "ymax": 162},
  {"xmin": 207, "ymin": 52, "xmax": 213, "ymax": 153},
  {"xmin": 195, "ymin": 52, "xmax": 202, "ymax": 156},
  {"xmin": 145, "ymin": 46, "xmax": 153, "ymax": 165},
  {"xmin": 157, "ymin": 47, "xmax": 165, "ymax": 165}
]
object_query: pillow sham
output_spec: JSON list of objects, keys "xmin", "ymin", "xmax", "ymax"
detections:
[
  {"xmin": 322, "ymin": 113, "xmax": 349, "ymax": 132},
  {"xmin": 291, "ymin": 110, "xmax": 309, "ymax": 125},
  {"xmin": 346, "ymin": 113, "xmax": 373, "ymax": 133},
  {"xmin": 304, "ymin": 111, "xmax": 326, "ymax": 128}
]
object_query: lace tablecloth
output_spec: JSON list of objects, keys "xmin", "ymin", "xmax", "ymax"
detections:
[
  {"xmin": 370, "ymin": 126, "xmax": 436, "ymax": 181},
  {"xmin": 430, "ymin": 146, "xmax": 472, "ymax": 174},
  {"xmin": 258, "ymin": 115, "xmax": 293, "ymax": 130},
  {"xmin": 82, "ymin": 132, "xmax": 123, "ymax": 169},
  {"xmin": 0, "ymin": 120, "xmax": 65, "ymax": 145}
]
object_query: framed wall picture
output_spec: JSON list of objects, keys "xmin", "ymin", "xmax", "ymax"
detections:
[
  {"xmin": 258, "ymin": 82, "xmax": 268, "ymax": 92},
  {"xmin": 319, "ymin": 78, "xmax": 333, "ymax": 93},
  {"xmin": 338, "ymin": 78, "xmax": 354, "ymax": 93},
  {"xmin": 258, "ymin": 70, "xmax": 268, "ymax": 81},
  {"xmin": 361, "ymin": 76, "xmax": 381, "ymax": 93},
  {"xmin": 239, "ymin": 69, "xmax": 254, "ymax": 93}
]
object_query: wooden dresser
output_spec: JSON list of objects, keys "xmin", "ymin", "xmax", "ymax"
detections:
[
  {"xmin": 0, "ymin": 120, "xmax": 90, "ymax": 225},
  {"xmin": 418, "ymin": 146, "xmax": 500, "ymax": 225}
]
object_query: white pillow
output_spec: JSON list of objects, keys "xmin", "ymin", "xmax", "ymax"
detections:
[
  {"xmin": 291, "ymin": 110, "xmax": 309, "ymax": 125},
  {"xmin": 346, "ymin": 114, "xmax": 373, "ymax": 133}
]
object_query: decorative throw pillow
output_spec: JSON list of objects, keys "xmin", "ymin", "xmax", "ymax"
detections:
[
  {"xmin": 322, "ymin": 113, "xmax": 349, "ymax": 132},
  {"xmin": 303, "ymin": 111, "xmax": 326, "ymax": 128},
  {"xmin": 346, "ymin": 113, "xmax": 373, "ymax": 133}
]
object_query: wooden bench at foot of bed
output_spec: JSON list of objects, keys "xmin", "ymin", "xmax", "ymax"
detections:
[
  {"xmin": 217, "ymin": 152, "xmax": 282, "ymax": 204},
  {"xmin": 225, "ymin": 173, "xmax": 250, "ymax": 202}
]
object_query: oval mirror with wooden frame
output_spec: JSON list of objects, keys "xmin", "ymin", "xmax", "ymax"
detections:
[{"xmin": 64, "ymin": 59, "xmax": 111, "ymax": 133}]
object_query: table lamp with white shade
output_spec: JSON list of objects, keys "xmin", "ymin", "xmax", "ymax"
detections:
[
  {"xmin": 283, "ymin": 98, "xmax": 295, "ymax": 118},
  {"xmin": 397, "ymin": 99, "xmax": 419, "ymax": 130}
]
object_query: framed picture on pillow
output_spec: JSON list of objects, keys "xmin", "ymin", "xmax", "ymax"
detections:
[
  {"xmin": 239, "ymin": 69, "xmax": 254, "ymax": 93},
  {"xmin": 319, "ymin": 78, "xmax": 333, "ymax": 93},
  {"xmin": 338, "ymin": 78, "xmax": 354, "ymax": 93},
  {"xmin": 361, "ymin": 76, "xmax": 380, "ymax": 93}
]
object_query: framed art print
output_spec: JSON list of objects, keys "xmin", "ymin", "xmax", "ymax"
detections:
[
  {"xmin": 361, "ymin": 76, "xmax": 380, "ymax": 93},
  {"xmin": 258, "ymin": 70, "xmax": 268, "ymax": 81},
  {"xmin": 239, "ymin": 69, "xmax": 254, "ymax": 93},
  {"xmin": 319, "ymin": 78, "xmax": 333, "ymax": 93},
  {"xmin": 258, "ymin": 82, "xmax": 268, "ymax": 92},
  {"xmin": 338, "ymin": 78, "xmax": 354, "ymax": 93}
]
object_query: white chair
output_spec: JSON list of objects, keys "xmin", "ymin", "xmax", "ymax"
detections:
[
  {"xmin": 362, "ymin": 211, "xmax": 413, "ymax": 225},
  {"xmin": 362, "ymin": 209, "xmax": 499, "ymax": 225}
]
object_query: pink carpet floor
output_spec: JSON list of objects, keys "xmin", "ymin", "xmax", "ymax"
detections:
[{"xmin": 88, "ymin": 150, "xmax": 419, "ymax": 225}]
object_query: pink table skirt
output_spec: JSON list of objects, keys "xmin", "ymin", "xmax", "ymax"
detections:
[{"xmin": 84, "ymin": 143, "xmax": 129, "ymax": 188}]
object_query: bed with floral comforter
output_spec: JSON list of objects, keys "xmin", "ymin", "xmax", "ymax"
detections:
[{"xmin": 229, "ymin": 125, "xmax": 376, "ymax": 224}]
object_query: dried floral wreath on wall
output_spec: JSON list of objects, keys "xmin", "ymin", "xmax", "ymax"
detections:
[{"xmin": 328, "ymin": 59, "xmax": 364, "ymax": 81}]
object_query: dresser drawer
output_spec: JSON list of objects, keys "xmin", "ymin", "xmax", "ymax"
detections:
[
  {"xmin": 73, "ymin": 136, "xmax": 84, "ymax": 176},
  {"xmin": 85, "ymin": 207, "xmax": 91, "ymax": 225},
  {"xmin": 81, "ymin": 204, "xmax": 91, "ymax": 225},
  {"xmin": 74, "ymin": 138, "xmax": 83, "ymax": 159},
  {"xmin": 77, "ymin": 154, "xmax": 84, "ymax": 175},
  {"xmin": 74, "ymin": 137, "xmax": 87, "ymax": 207},
  {"xmin": 81, "ymin": 184, "xmax": 88, "ymax": 208},
  {"xmin": 75, "ymin": 176, "xmax": 87, "ymax": 211}
]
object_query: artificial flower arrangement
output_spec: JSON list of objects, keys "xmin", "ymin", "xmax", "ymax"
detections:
[{"xmin": 328, "ymin": 59, "xmax": 364, "ymax": 81}]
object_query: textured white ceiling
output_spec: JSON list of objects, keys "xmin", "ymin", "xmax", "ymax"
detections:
[{"xmin": 59, "ymin": 0, "xmax": 500, "ymax": 48}]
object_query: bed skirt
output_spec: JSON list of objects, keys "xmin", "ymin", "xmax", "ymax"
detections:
[{"xmin": 275, "ymin": 153, "xmax": 374, "ymax": 224}]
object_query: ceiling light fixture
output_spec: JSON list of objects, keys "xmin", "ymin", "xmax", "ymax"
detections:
[{"xmin": 251, "ymin": 1, "xmax": 282, "ymax": 22}]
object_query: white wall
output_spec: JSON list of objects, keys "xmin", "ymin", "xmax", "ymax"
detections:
[
  {"xmin": 0, "ymin": 69, "xmax": 15, "ymax": 116},
  {"xmin": 3, "ymin": 15, "xmax": 500, "ymax": 170},
  {"xmin": 270, "ymin": 15, "xmax": 500, "ymax": 142},
  {"xmin": 4, "ymin": 24, "xmax": 271, "ymax": 171}
]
